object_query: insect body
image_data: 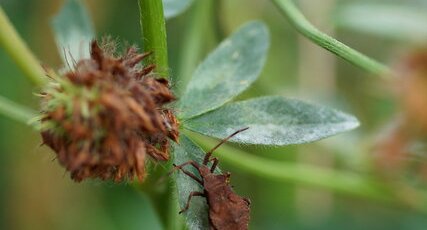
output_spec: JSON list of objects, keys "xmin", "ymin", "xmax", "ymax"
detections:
[{"xmin": 173, "ymin": 128, "xmax": 250, "ymax": 230}]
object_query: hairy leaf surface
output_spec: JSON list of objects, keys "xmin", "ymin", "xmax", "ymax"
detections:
[
  {"xmin": 183, "ymin": 96, "xmax": 359, "ymax": 145},
  {"xmin": 178, "ymin": 21, "xmax": 269, "ymax": 119}
]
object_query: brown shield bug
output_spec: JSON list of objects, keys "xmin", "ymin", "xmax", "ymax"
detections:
[{"xmin": 173, "ymin": 127, "xmax": 251, "ymax": 230}]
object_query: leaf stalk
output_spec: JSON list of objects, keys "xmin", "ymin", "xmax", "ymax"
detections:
[
  {"xmin": 0, "ymin": 7, "xmax": 46, "ymax": 86},
  {"xmin": 271, "ymin": 0, "xmax": 391, "ymax": 76},
  {"xmin": 0, "ymin": 95, "xmax": 36, "ymax": 125},
  {"xmin": 189, "ymin": 132, "xmax": 427, "ymax": 213}
]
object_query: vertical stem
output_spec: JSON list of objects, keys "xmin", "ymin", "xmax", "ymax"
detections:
[
  {"xmin": 271, "ymin": 0, "xmax": 391, "ymax": 76},
  {"xmin": 0, "ymin": 7, "xmax": 46, "ymax": 86},
  {"xmin": 140, "ymin": 169, "xmax": 182, "ymax": 230},
  {"xmin": 168, "ymin": 179, "xmax": 184, "ymax": 230},
  {"xmin": 138, "ymin": 1, "xmax": 180, "ymax": 229},
  {"xmin": 139, "ymin": 0, "xmax": 169, "ymax": 77}
]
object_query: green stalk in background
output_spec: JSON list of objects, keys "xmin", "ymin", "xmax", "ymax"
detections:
[
  {"xmin": 177, "ymin": 0, "xmax": 217, "ymax": 93},
  {"xmin": 271, "ymin": 0, "xmax": 391, "ymax": 76},
  {"xmin": 188, "ymin": 132, "xmax": 427, "ymax": 213},
  {"xmin": 0, "ymin": 95, "xmax": 36, "ymax": 125},
  {"xmin": 138, "ymin": 1, "xmax": 182, "ymax": 229},
  {"xmin": 139, "ymin": 0, "xmax": 169, "ymax": 77},
  {"xmin": 0, "ymin": 7, "xmax": 46, "ymax": 86}
]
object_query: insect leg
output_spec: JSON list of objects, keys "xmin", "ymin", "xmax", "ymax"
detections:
[
  {"xmin": 173, "ymin": 161, "xmax": 198, "ymax": 170},
  {"xmin": 169, "ymin": 161, "xmax": 195, "ymax": 176},
  {"xmin": 172, "ymin": 161, "xmax": 203, "ymax": 185},
  {"xmin": 178, "ymin": 167, "xmax": 203, "ymax": 185},
  {"xmin": 157, "ymin": 161, "xmax": 199, "ymax": 185},
  {"xmin": 179, "ymin": 191, "xmax": 206, "ymax": 214},
  {"xmin": 209, "ymin": 157, "xmax": 219, "ymax": 173},
  {"xmin": 174, "ymin": 161, "xmax": 203, "ymax": 174}
]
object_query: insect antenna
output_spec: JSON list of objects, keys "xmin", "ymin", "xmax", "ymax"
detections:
[{"xmin": 202, "ymin": 127, "xmax": 249, "ymax": 165}]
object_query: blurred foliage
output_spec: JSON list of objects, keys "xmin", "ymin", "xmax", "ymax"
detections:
[{"xmin": 1, "ymin": 0, "xmax": 427, "ymax": 229}]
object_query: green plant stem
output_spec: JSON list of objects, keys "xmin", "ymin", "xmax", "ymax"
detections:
[
  {"xmin": 0, "ymin": 7, "xmax": 46, "ymax": 86},
  {"xmin": 137, "ymin": 164, "xmax": 183, "ymax": 230},
  {"xmin": 138, "ymin": 1, "xmax": 179, "ymax": 229},
  {"xmin": 168, "ymin": 179, "xmax": 185, "ymax": 230},
  {"xmin": 139, "ymin": 0, "xmax": 169, "ymax": 77},
  {"xmin": 0, "ymin": 95, "xmax": 36, "ymax": 125},
  {"xmin": 271, "ymin": 0, "xmax": 391, "ymax": 76},
  {"xmin": 187, "ymin": 132, "xmax": 427, "ymax": 212}
]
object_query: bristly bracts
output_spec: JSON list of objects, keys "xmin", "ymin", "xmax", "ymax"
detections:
[{"xmin": 40, "ymin": 40, "xmax": 179, "ymax": 182}]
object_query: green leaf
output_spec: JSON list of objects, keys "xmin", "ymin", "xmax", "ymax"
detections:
[
  {"xmin": 334, "ymin": 3, "xmax": 427, "ymax": 44},
  {"xmin": 163, "ymin": 0, "xmax": 194, "ymax": 19},
  {"xmin": 172, "ymin": 135, "xmax": 220, "ymax": 230},
  {"xmin": 183, "ymin": 96, "xmax": 359, "ymax": 145},
  {"xmin": 178, "ymin": 21, "xmax": 270, "ymax": 119},
  {"xmin": 52, "ymin": 0, "xmax": 95, "ymax": 66}
]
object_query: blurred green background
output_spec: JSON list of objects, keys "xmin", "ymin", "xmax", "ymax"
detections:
[{"xmin": 1, "ymin": 0, "xmax": 427, "ymax": 229}]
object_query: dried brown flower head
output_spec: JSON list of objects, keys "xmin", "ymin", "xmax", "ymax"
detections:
[
  {"xmin": 40, "ymin": 41, "xmax": 179, "ymax": 182},
  {"xmin": 374, "ymin": 50, "xmax": 427, "ymax": 179},
  {"xmin": 397, "ymin": 50, "xmax": 427, "ymax": 131}
]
